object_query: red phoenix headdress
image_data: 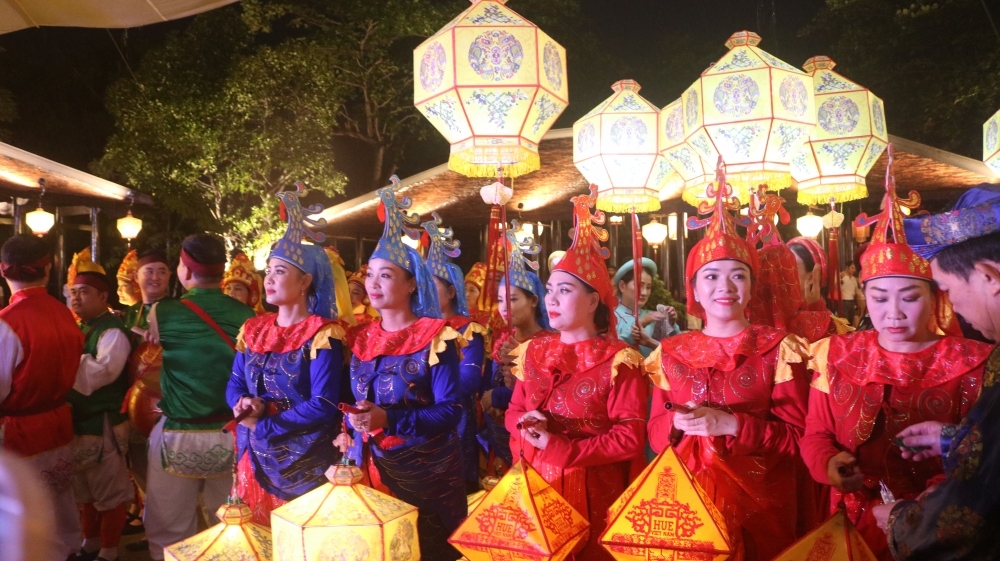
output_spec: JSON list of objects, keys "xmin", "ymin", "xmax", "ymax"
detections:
[
  {"xmin": 685, "ymin": 158, "xmax": 759, "ymax": 320},
  {"xmin": 855, "ymin": 145, "xmax": 928, "ymax": 283},
  {"xmin": 744, "ymin": 185, "xmax": 804, "ymax": 330},
  {"xmin": 552, "ymin": 185, "xmax": 618, "ymax": 332},
  {"xmin": 856, "ymin": 144, "xmax": 960, "ymax": 335}
]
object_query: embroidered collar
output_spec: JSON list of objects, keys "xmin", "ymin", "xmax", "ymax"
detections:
[
  {"xmin": 241, "ymin": 313, "xmax": 338, "ymax": 355},
  {"xmin": 445, "ymin": 315, "xmax": 472, "ymax": 331},
  {"xmin": 830, "ymin": 330, "xmax": 991, "ymax": 388},
  {"xmin": 348, "ymin": 316, "xmax": 448, "ymax": 361},
  {"xmin": 524, "ymin": 334, "xmax": 627, "ymax": 375},
  {"xmin": 660, "ymin": 324, "xmax": 786, "ymax": 371},
  {"xmin": 492, "ymin": 328, "xmax": 554, "ymax": 362}
]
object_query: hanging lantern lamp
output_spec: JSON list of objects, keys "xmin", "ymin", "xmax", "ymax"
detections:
[
  {"xmin": 414, "ymin": 0, "xmax": 568, "ymax": 178},
  {"xmin": 983, "ymin": 107, "xmax": 1000, "ymax": 176},
  {"xmin": 681, "ymin": 31, "xmax": 816, "ymax": 202},
  {"xmin": 771, "ymin": 509, "xmax": 877, "ymax": 560},
  {"xmin": 573, "ymin": 79, "xmax": 677, "ymax": 213},
  {"xmin": 792, "ymin": 56, "xmax": 888, "ymax": 205}
]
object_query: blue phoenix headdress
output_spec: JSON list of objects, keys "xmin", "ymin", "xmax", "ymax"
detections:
[
  {"xmin": 270, "ymin": 181, "xmax": 337, "ymax": 319},
  {"xmin": 502, "ymin": 221, "xmax": 550, "ymax": 330},
  {"xmin": 423, "ymin": 212, "xmax": 468, "ymax": 317},
  {"xmin": 371, "ymin": 176, "xmax": 441, "ymax": 318}
]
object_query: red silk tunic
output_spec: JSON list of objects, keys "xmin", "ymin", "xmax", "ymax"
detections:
[
  {"xmin": 646, "ymin": 325, "xmax": 818, "ymax": 561},
  {"xmin": 506, "ymin": 334, "xmax": 647, "ymax": 561},
  {"xmin": 800, "ymin": 330, "xmax": 989, "ymax": 560}
]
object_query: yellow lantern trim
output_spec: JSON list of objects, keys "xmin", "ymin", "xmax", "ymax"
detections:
[
  {"xmin": 164, "ymin": 502, "xmax": 272, "ymax": 561},
  {"xmin": 415, "ymin": 0, "xmax": 568, "ymax": 178},
  {"xmin": 793, "ymin": 56, "xmax": 888, "ymax": 204},
  {"xmin": 601, "ymin": 447, "xmax": 732, "ymax": 560}
]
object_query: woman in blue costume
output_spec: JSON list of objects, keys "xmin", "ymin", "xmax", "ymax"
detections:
[
  {"xmin": 480, "ymin": 223, "xmax": 552, "ymax": 471},
  {"xmin": 345, "ymin": 177, "xmax": 466, "ymax": 560},
  {"xmin": 423, "ymin": 213, "xmax": 488, "ymax": 493},
  {"xmin": 227, "ymin": 185, "xmax": 350, "ymax": 526}
]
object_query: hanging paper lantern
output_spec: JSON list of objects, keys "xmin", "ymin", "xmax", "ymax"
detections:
[
  {"xmin": 681, "ymin": 31, "xmax": 816, "ymax": 202},
  {"xmin": 657, "ymin": 97, "xmax": 727, "ymax": 206},
  {"xmin": 271, "ymin": 463, "xmax": 420, "ymax": 561},
  {"xmin": 414, "ymin": 0, "xmax": 568, "ymax": 178},
  {"xmin": 573, "ymin": 79, "xmax": 675, "ymax": 212},
  {"xmin": 600, "ymin": 448, "xmax": 732, "ymax": 561},
  {"xmin": 771, "ymin": 510, "xmax": 876, "ymax": 561},
  {"xmin": 792, "ymin": 56, "xmax": 888, "ymax": 204},
  {"xmin": 984, "ymin": 107, "xmax": 1000, "ymax": 176},
  {"xmin": 449, "ymin": 459, "xmax": 589, "ymax": 561},
  {"xmin": 165, "ymin": 501, "xmax": 272, "ymax": 561}
]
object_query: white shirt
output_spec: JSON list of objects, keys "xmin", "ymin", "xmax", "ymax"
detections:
[
  {"xmin": 0, "ymin": 320, "xmax": 24, "ymax": 405},
  {"xmin": 74, "ymin": 328, "xmax": 131, "ymax": 396},
  {"xmin": 841, "ymin": 273, "xmax": 860, "ymax": 300}
]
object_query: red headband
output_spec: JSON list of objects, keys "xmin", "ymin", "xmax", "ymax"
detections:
[
  {"xmin": 72, "ymin": 271, "xmax": 110, "ymax": 293},
  {"xmin": 0, "ymin": 254, "xmax": 51, "ymax": 281},
  {"xmin": 137, "ymin": 253, "xmax": 169, "ymax": 269},
  {"xmin": 180, "ymin": 248, "xmax": 226, "ymax": 276}
]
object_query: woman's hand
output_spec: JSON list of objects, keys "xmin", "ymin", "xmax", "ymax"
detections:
[
  {"xmin": 233, "ymin": 396, "xmax": 265, "ymax": 431},
  {"xmin": 499, "ymin": 337, "xmax": 518, "ymax": 361},
  {"xmin": 872, "ymin": 500, "xmax": 899, "ymax": 532},
  {"xmin": 826, "ymin": 451, "xmax": 865, "ymax": 493},
  {"xmin": 639, "ymin": 310, "xmax": 666, "ymax": 328},
  {"xmin": 347, "ymin": 400, "xmax": 388, "ymax": 433},
  {"xmin": 518, "ymin": 410, "xmax": 550, "ymax": 450},
  {"xmin": 632, "ymin": 325, "xmax": 659, "ymax": 349},
  {"xmin": 896, "ymin": 421, "xmax": 944, "ymax": 461},
  {"xmin": 502, "ymin": 365, "xmax": 516, "ymax": 390},
  {"xmin": 671, "ymin": 401, "xmax": 738, "ymax": 437}
]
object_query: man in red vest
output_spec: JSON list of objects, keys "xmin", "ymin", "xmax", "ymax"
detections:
[{"xmin": 0, "ymin": 234, "xmax": 86, "ymax": 558}]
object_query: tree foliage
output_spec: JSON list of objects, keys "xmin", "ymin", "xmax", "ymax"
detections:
[
  {"xmin": 97, "ymin": 7, "xmax": 350, "ymax": 252},
  {"xmin": 801, "ymin": 0, "xmax": 1000, "ymax": 158}
]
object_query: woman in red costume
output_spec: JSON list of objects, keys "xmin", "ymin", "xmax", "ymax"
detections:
[
  {"xmin": 646, "ymin": 166, "xmax": 816, "ymax": 561},
  {"xmin": 798, "ymin": 149, "xmax": 991, "ymax": 560},
  {"xmin": 506, "ymin": 188, "xmax": 647, "ymax": 561},
  {"xmin": 744, "ymin": 186, "xmax": 851, "ymax": 342},
  {"xmin": 788, "ymin": 235, "xmax": 829, "ymax": 312}
]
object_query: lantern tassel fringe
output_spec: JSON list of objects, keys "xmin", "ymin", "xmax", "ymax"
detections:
[
  {"xmin": 449, "ymin": 151, "xmax": 540, "ymax": 179},
  {"xmin": 797, "ymin": 182, "xmax": 869, "ymax": 205}
]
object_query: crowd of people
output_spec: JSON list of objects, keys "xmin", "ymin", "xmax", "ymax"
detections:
[{"xmin": 0, "ymin": 171, "xmax": 998, "ymax": 561}]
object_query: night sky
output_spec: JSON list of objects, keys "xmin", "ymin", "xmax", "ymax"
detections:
[{"xmin": 0, "ymin": 0, "xmax": 827, "ymax": 192}]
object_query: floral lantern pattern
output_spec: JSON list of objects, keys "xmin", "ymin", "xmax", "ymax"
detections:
[
  {"xmin": 164, "ymin": 501, "xmax": 272, "ymax": 561},
  {"xmin": 984, "ymin": 107, "xmax": 1000, "ymax": 176},
  {"xmin": 414, "ymin": 0, "xmax": 568, "ymax": 178},
  {"xmin": 771, "ymin": 510, "xmax": 876, "ymax": 561},
  {"xmin": 573, "ymin": 79, "xmax": 675, "ymax": 212},
  {"xmin": 271, "ymin": 463, "xmax": 420, "ymax": 561},
  {"xmin": 600, "ymin": 448, "xmax": 732, "ymax": 560},
  {"xmin": 658, "ymin": 97, "xmax": 725, "ymax": 206},
  {"xmin": 449, "ymin": 459, "xmax": 589, "ymax": 561},
  {"xmin": 792, "ymin": 56, "xmax": 888, "ymax": 204},
  {"xmin": 681, "ymin": 31, "xmax": 816, "ymax": 202}
]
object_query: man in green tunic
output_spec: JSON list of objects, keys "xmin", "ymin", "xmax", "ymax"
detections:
[
  {"xmin": 141, "ymin": 234, "xmax": 254, "ymax": 560},
  {"xmin": 124, "ymin": 250, "xmax": 171, "ymax": 331},
  {"xmin": 67, "ymin": 264, "xmax": 135, "ymax": 561}
]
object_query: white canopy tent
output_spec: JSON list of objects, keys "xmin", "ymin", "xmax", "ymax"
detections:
[{"xmin": 0, "ymin": 0, "xmax": 237, "ymax": 34}]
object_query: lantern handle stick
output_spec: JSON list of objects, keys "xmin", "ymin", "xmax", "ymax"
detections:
[
  {"xmin": 631, "ymin": 209, "xmax": 642, "ymax": 349},
  {"xmin": 498, "ymin": 166, "xmax": 514, "ymax": 338}
]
